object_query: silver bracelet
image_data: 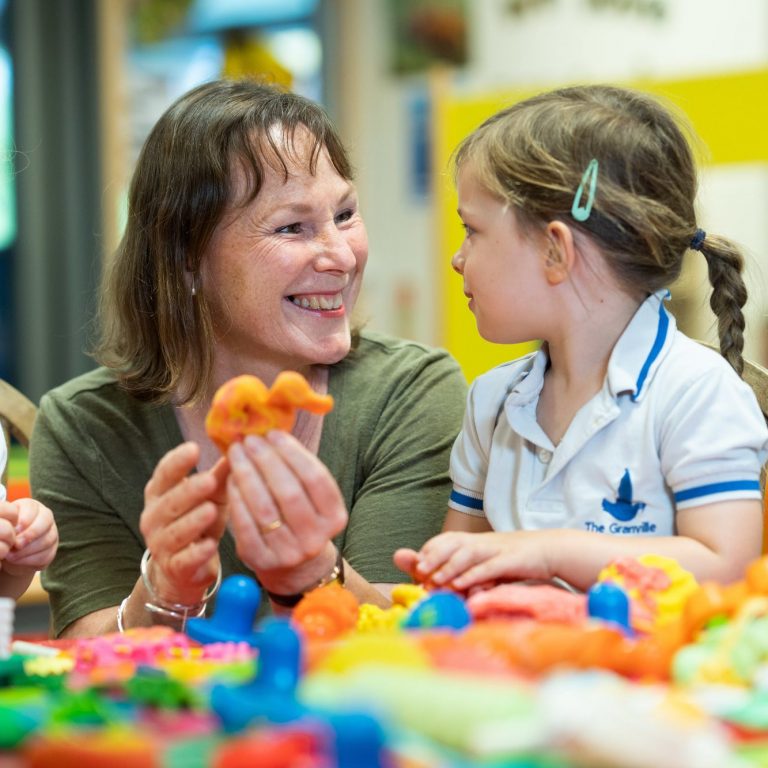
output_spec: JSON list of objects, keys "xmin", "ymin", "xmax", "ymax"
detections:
[
  {"xmin": 140, "ymin": 548, "xmax": 222, "ymax": 630},
  {"xmin": 117, "ymin": 595, "xmax": 130, "ymax": 633}
]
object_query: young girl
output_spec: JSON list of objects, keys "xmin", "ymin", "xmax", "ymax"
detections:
[
  {"xmin": 395, "ymin": 84, "xmax": 768, "ymax": 592},
  {"xmin": 0, "ymin": 437, "xmax": 58, "ymax": 601}
]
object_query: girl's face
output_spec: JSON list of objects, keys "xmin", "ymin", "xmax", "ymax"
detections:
[
  {"xmin": 201, "ymin": 128, "xmax": 368, "ymax": 381},
  {"xmin": 453, "ymin": 166, "xmax": 548, "ymax": 343}
]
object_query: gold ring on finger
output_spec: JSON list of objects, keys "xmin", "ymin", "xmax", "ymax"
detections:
[{"xmin": 259, "ymin": 518, "xmax": 283, "ymax": 535}]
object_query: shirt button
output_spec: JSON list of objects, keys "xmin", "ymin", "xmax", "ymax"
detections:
[{"xmin": 537, "ymin": 448, "xmax": 553, "ymax": 463}]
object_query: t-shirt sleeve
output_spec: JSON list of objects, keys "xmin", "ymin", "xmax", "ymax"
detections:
[
  {"xmin": 448, "ymin": 379, "xmax": 493, "ymax": 517},
  {"xmin": 339, "ymin": 349, "xmax": 467, "ymax": 583},
  {"xmin": 448, "ymin": 364, "xmax": 524, "ymax": 518},
  {"xmin": 30, "ymin": 390, "xmax": 145, "ymax": 637},
  {"xmin": 660, "ymin": 363, "xmax": 768, "ymax": 510}
]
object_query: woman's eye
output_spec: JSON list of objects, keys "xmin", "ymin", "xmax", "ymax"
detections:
[
  {"xmin": 335, "ymin": 209, "xmax": 354, "ymax": 224},
  {"xmin": 462, "ymin": 222, "xmax": 475, "ymax": 237},
  {"xmin": 275, "ymin": 222, "xmax": 302, "ymax": 234}
]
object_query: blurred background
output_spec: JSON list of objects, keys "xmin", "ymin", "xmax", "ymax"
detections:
[{"xmin": 3, "ymin": 0, "xmax": 768, "ymax": 400}]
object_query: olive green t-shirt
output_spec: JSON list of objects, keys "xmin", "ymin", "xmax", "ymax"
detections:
[{"xmin": 30, "ymin": 331, "xmax": 467, "ymax": 636}]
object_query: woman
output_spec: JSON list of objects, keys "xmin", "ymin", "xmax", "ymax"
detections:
[{"xmin": 30, "ymin": 79, "xmax": 466, "ymax": 637}]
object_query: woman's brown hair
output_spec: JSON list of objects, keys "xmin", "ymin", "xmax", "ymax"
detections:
[
  {"xmin": 95, "ymin": 78, "xmax": 354, "ymax": 403},
  {"xmin": 453, "ymin": 84, "xmax": 748, "ymax": 374}
]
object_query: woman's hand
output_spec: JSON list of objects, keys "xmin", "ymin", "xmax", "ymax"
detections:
[
  {"xmin": 139, "ymin": 442, "xmax": 229, "ymax": 605},
  {"xmin": 1, "ymin": 498, "xmax": 58, "ymax": 576},
  {"xmin": 396, "ymin": 530, "xmax": 555, "ymax": 592},
  {"xmin": 227, "ymin": 430, "xmax": 348, "ymax": 595}
]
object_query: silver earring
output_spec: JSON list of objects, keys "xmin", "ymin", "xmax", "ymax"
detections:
[{"xmin": 191, "ymin": 274, "xmax": 197, "ymax": 297}]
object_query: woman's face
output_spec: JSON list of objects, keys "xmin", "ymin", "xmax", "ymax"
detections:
[{"xmin": 202, "ymin": 129, "xmax": 368, "ymax": 380}]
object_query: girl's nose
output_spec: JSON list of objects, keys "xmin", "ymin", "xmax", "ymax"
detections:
[{"xmin": 451, "ymin": 250, "xmax": 465, "ymax": 275}]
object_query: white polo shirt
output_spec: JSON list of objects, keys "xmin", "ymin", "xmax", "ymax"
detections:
[{"xmin": 449, "ymin": 291, "xmax": 768, "ymax": 536}]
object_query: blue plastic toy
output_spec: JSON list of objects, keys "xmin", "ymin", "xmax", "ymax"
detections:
[
  {"xmin": 186, "ymin": 574, "xmax": 261, "ymax": 646},
  {"xmin": 210, "ymin": 617, "xmax": 305, "ymax": 731}
]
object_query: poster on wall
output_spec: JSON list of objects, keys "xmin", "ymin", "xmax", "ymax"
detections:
[{"xmin": 389, "ymin": 0, "xmax": 468, "ymax": 75}]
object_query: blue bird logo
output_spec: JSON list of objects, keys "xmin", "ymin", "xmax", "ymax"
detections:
[{"xmin": 602, "ymin": 469, "xmax": 646, "ymax": 522}]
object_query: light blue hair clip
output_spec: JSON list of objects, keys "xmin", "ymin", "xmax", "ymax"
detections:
[{"xmin": 571, "ymin": 158, "xmax": 599, "ymax": 222}]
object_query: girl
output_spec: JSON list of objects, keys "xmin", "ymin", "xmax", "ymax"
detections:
[{"xmin": 395, "ymin": 85, "xmax": 768, "ymax": 592}]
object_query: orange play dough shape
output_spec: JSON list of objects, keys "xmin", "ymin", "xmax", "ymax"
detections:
[{"xmin": 205, "ymin": 371, "xmax": 334, "ymax": 452}]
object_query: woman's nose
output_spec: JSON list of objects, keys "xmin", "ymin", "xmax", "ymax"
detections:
[
  {"xmin": 451, "ymin": 250, "xmax": 465, "ymax": 275},
  {"xmin": 316, "ymin": 229, "xmax": 358, "ymax": 272}
]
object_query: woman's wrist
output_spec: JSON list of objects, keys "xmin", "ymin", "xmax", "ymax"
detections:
[
  {"xmin": 259, "ymin": 542, "xmax": 343, "ymax": 606},
  {"xmin": 117, "ymin": 549, "xmax": 221, "ymax": 633},
  {"xmin": 266, "ymin": 546, "xmax": 345, "ymax": 608}
]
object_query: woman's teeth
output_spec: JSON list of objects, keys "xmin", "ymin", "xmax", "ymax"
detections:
[{"xmin": 290, "ymin": 294, "xmax": 342, "ymax": 310}]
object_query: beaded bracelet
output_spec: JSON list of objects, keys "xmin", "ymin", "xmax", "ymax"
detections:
[
  {"xmin": 266, "ymin": 546, "xmax": 345, "ymax": 608},
  {"xmin": 140, "ymin": 548, "xmax": 222, "ymax": 631}
]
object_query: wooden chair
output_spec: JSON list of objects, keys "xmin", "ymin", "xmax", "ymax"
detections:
[
  {"xmin": 0, "ymin": 378, "xmax": 37, "ymax": 487},
  {"xmin": 740, "ymin": 357, "xmax": 768, "ymax": 554},
  {"xmin": 700, "ymin": 342, "xmax": 768, "ymax": 552},
  {"xmin": 0, "ymin": 379, "xmax": 46, "ymax": 606},
  {"xmin": 742, "ymin": 357, "xmax": 768, "ymax": 426}
]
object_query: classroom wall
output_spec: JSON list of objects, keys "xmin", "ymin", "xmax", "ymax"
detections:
[{"xmin": 337, "ymin": 0, "xmax": 768, "ymax": 369}]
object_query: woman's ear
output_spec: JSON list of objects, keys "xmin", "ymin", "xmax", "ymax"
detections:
[{"xmin": 543, "ymin": 221, "xmax": 576, "ymax": 285}]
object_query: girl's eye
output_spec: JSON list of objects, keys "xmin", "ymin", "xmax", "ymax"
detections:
[
  {"xmin": 462, "ymin": 222, "xmax": 475, "ymax": 237},
  {"xmin": 276, "ymin": 222, "xmax": 302, "ymax": 234},
  {"xmin": 335, "ymin": 208, "xmax": 354, "ymax": 224}
]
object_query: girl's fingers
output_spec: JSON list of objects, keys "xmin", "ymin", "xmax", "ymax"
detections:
[
  {"xmin": 430, "ymin": 544, "xmax": 482, "ymax": 586},
  {"xmin": 13, "ymin": 505, "xmax": 55, "ymax": 549},
  {"xmin": 453, "ymin": 556, "xmax": 517, "ymax": 591},
  {"xmin": 0, "ymin": 502, "xmax": 19, "ymax": 528},
  {"xmin": 415, "ymin": 534, "xmax": 466, "ymax": 578},
  {"xmin": 393, "ymin": 548, "xmax": 420, "ymax": 578}
]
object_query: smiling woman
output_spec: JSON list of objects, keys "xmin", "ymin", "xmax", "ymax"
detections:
[{"xmin": 29, "ymin": 79, "xmax": 467, "ymax": 639}]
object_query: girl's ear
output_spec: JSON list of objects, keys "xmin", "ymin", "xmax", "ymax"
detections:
[{"xmin": 543, "ymin": 220, "xmax": 576, "ymax": 285}]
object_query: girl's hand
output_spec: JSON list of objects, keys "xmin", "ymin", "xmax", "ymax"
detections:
[
  {"xmin": 398, "ymin": 530, "xmax": 555, "ymax": 592},
  {"xmin": 139, "ymin": 442, "xmax": 229, "ymax": 605},
  {"xmin": 1, "ymin": 499, "xmax": 58, "ymax": 576},
  {"xmin": 0, "ymin": 502, "xmax": 19, "ymax": 564},
  {"xmin": 227, "ymin": 431, "xmax": 348, "ymax": 595}
]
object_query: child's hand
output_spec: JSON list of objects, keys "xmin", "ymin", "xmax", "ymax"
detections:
[
  {"xmin": 0, "ymin": 502, "xmax": 19, "ymax": 563},
  {"xmin": 397, "ymin": 530, "xmax": 554, "ymax": 592},
  {"xmin": 1, "ymin": 498, "xmax": 58, "ymax": 577}
]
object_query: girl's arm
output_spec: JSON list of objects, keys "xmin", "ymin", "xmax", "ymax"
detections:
[{"xmin": 401, "ymin": 499, "xmax": 762, "ymax": 592}]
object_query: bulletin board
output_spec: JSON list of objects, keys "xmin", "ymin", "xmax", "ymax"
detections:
[{"xmin": 433, "ymin": 68, "xmax": 768, "ymax": 385}]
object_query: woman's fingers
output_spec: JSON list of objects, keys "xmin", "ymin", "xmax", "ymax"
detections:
[
  {"xmin": 162, "ymin": 537, "xmax": 220, "ymax": 587},
  {"xmin": 226, "ymin": 432, "xmax": 348, "ymax": 579},
  {"xmin": 229, "ymin": 441, "xmax": 286, "ymax": 535},
  {"xmin": 150, "ymin": 501, "xmax": 218, "ymax": 561},
  {"xmin": 265, "ymin": 431, "xmax": 347, "ymax": 532},
  {"xmin": 144, "ymin": 442, "xmax": 200, "ymax": 502}
]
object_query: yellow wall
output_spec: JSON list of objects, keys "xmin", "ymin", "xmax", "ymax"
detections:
[{"xmin": 434, "ymin": 68, "xmax": 768, "ymax": 384}]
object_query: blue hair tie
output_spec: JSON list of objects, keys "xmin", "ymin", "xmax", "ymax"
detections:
[
  {"xmin": 571, "ymin": 159, "xmax": 599, "ymax": 222},
  {"xmin": 690, "ymin": 228, "xmax": 706, "ymax": 251}
]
